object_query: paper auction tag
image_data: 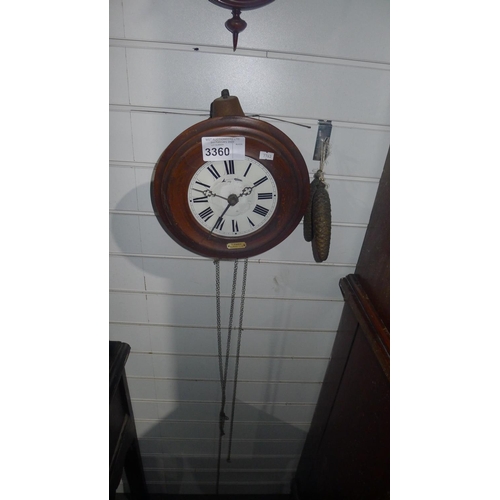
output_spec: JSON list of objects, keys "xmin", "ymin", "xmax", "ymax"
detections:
[{"xmin": 202, "ymin": 137, "xmax": 245, "ymax": 161}]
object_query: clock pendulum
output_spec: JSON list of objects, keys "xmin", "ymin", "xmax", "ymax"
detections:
[{"xmin": 151, "ymin": 89, "xmax": 309, "ymax": 493}]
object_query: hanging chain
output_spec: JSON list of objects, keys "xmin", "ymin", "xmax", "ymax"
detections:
[
  {"xmin": 215, "ymin": 260, "xmax": 223, "ymax": 385},
  {"xmin": 214, "ymin": 258, "xmax": 227, "ymax": 496},
  {"xmin": 219, "ymin": 260, "xmax": 239, "ymax": 437},
  {"xmin": 226, "ymin": 258, "xmax": 248, "ymax": 462},
  {"xmin": 214, "ymin": 258, "xmax": 249, "ymax": 494}
]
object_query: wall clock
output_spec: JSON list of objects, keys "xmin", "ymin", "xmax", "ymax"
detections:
[
  {"xmin": 151, "ymin": 89, "xmax": 310, "ymax": 493},
  {"xmin": 151, "ymin": 89, "xmax": 310, "ymax": 260}
]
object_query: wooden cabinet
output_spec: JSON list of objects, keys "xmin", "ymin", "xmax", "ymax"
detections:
[
  {"xmin": 110, "ymin": 341, "xmax": 149, "ymax": 499},
  {"xmin": 294, "ymin": 151, "xmax": 390, "ymax": 499}
]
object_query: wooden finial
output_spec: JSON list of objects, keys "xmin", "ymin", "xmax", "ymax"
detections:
[
  {"xmin": 224, "ymin": 8, "xmax": 247, "ymax": 51},
  {"xmin": 208, "ymin": 1, "xmax": 276, "ymax": 51}
]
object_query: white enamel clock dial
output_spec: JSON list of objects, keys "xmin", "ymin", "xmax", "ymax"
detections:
[{"xmin": 188, "ymin": 156, "xmax": 278, "ymax": 237}]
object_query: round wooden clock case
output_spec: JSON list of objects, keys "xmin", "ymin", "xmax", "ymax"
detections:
[{"xmin": 151, "ymin": 100, "xmax": 309, "ymax": 260}]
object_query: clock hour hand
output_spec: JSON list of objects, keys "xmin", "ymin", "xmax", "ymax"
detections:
[{"xmin": 192, "ymin": 188, "xmax": 229, "ymax": 202}]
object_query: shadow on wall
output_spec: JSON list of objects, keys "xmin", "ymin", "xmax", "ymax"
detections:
[
  {"xmin": 125, "ymin": 397, "xmax": 307, "ymax": 495},
  {"xmin": 110, "ymin": 180, "xmax": 176, "ymax": 266},
  {"xmin": 111, "ymin": 179, "xmax": 261, "ymax": 266},
  {"xmin": 112, "ymin": 184, "xmax": 309, "ymax": 494}
]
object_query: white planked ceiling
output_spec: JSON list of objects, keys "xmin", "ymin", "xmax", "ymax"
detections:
[{"xmin": 110, "ymin": 0, "xmax": 389, "ymax": 495}]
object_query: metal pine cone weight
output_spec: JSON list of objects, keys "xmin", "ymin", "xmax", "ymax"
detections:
[
  {"xmin": 311, "ymin": 182, "xmax": 331, "ymax": 262},
  {"xmin": 303, "ymin": 176, "xmax": 321, "ymax": 242}
]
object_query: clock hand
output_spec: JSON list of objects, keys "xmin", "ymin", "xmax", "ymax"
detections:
[
  {"xmin": 213, "ymin": 193, "xmax": 231, "ymax": 201},
  {"xmin": 192, "ymin": 188, "xmax": 229, "ymax": 202},
  {"xmin": 192, "ymin": 188, "xmax": 211, "ymax": 196},
  {"xmin": 208, "ymin": 193, "xmax": 240, "ymax": 236},
  {"xmin": 209, "ymin": 202, "xmax": 232, "ymax": 235},
  {"xmin": 238, "ymin": 186, "xmax": 253, "ymax": 198}
]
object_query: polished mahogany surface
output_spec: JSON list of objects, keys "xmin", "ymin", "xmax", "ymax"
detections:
[{"xmin": 294, "ymin": 151, "xmax": 390, "ymax": 499}]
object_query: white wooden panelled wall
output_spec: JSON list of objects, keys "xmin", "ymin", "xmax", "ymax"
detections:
[{"xmin": 110, "ymin": 0, "xmax": 389, "ymax": 495}]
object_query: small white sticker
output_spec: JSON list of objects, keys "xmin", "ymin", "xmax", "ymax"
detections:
[
  {"xmin": 202, "ymin": 136, "xmax": 245, "ymax": 161},
  {"xmin": 259, "ymin": 151, "xmax": 274, "ymax": 160}
]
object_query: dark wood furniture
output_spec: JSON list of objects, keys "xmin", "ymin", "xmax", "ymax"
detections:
[
  {"xmin": 110, "ymin": 341, "xmax": 149, "ymax": 499},
  {"xmin": 294, "ymin": 151, "xmax": 390, "ymax": 499}
]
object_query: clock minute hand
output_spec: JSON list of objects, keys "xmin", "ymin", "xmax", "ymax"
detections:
[
  {"xmin": 208, "ymin": 193, "xmax": 239, "ymax": 236},
  {"xmin": 209, "ymin": 202, "xmax": 232, "ymax": 236}
]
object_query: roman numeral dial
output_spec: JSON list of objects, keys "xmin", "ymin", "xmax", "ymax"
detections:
[{"xmin": 188, "ymin": 156, "xmax": 278, "ymax": 238}]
